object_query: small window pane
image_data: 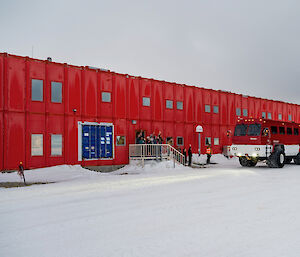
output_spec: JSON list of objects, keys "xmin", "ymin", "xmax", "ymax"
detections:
[
  {"xmin": 205, "ymin": 105, "xmax": 211, "ymax": 113},
  {"xmin": 102, "ymin": 92, "xmax": 111, "ymax": 102},
  {"xmin": 288, "ymin": 115, "xmax": 292, "ymax": 121},
  {"xmin": 205, "ymin": 137, "xmax": 211, "ymax": 146},
  {"xmin": 51, "ymin": 134, "xmax": 62, "ymax": 156},
  {"xmin": 32, "ymin": 79, "xmax": 43, "ymax": 101},
  {"xmin": 262, "ymin": 112, "xmax": 266, "ymax": 118},
  {"xmin": 143, "ymin": 97, "xmax": 150, "ymax": 106},
  {"xmin": 51, "ymin": 82, "xmax": 62, "ymax": 103},
  {"xmin": 213, "ymin": 106, "xmax": 219, "ymax": 114},
  {"xmin": 177, "ymin": 137, "xmax": 184, "ymax": 146},
  {"xmin": 116, "ymin": 136, "xmax": 126, "ymax": 146},
  {"xmin": 294, "ymin": 128, "xmax": 299, "ymax": 135},
  {"xmin": 243, "ymin": 109, "xmax": 248, "ymax": 117},
  {"xmin": 214, "ymin": 138, "xmax": 219, "ymax": 145},
  {"xmin": 279, "ymin": 127, "xmax": 285, "ymax": 135},
  {"xmin": 287, "ymin": 127, "xmax": 292, "ymax": 135},
  {"xmin": 176, "ymin": 101, "xmax": 183, "ymax": 110},
  {"xmin": 271, "ymin": 126, "xmax": 278, "ymax": 134},
  {"xmin": 268, "ymin": 112, "xmax": 272, "ymax": 119},
  {"xmin": 31, "ymin": 134, "xmax": 43, "ymax": 156},
  {"xmin": 166, "ymin": 100, "xmax": 173, "ymax": 109},
  {"xmin": 278, "ymin": 113, "xmax": 282, "ymax": 120},
  {"xmin": 236, "ymin": 108, "xmax": 241, "ymax": 116}
]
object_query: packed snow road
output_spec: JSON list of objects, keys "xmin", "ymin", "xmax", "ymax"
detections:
[{"xmin": 1, "ymin": 155, "xmax": 300, "ymax": 257}]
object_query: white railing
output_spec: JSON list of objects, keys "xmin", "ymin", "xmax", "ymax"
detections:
[{"xmin": 129, "ymin": 144, "xmax": 186, "ymax": 167}]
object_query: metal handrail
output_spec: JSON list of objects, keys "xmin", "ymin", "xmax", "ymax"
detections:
[{"xmin": 129, "ymin": 144, "xmax": 186, "ymax": 167}]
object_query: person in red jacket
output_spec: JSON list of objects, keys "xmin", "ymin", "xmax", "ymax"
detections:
[
  {"xmin": 18, "ymin": 162, "xmax": 26, "ymax": 185},
  {"xmin": 206, "ymin": 144, "xmax": 212, "ymax": 164}
]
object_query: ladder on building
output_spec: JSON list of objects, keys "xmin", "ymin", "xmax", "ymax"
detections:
[{"xmin": 129, "ymin": 144, "xmax": 186, "ymax": 167}]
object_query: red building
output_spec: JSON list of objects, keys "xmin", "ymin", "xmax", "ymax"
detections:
[{"xmin": 1, "ymin": 52, "xmax": 299, "ymax": 171}]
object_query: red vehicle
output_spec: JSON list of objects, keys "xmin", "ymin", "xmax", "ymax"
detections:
[{"xmin": 230, "ymin": 118, "xmax": 300, "ymax": 168}]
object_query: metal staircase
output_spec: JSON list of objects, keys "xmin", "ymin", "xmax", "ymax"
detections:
[{"xmin": 129, "ymin": 144, "xmax": 186, "ymax": 167}]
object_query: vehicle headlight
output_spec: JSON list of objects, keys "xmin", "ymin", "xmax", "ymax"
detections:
[
  {"xmin": 232, "ymin": 147, "xmax": 237, "ymax": 150},
  {"xmin": 252, "ymin": 153, "xmax": 258, "ymax": 157},
  {"xmin": 255, "ymin": 147, "xmax": 260, "ymax": 151}
]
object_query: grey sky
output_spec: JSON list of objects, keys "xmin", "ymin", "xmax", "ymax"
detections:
[{"xmin": 1, "ymin": 0, "xmax": 300, "ymax": 104}]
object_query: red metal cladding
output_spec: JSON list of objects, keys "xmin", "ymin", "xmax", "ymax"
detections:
[
  {"xmin": 211, "ymin": 125, "xmax": 221, "ymax": 153},
  {"xmin": 253, "ymin": 98, "xmax": 261, "ymax": 119},
  {"xmin": 152, "ymin": 81, "xmax": 163, "ymax": 121},
  {"xmin": 202, "ymin": 89, "xmax": 211, "ymax": 125},
  {"xmin": 67, "ymin": 67, "xmax": 81, "ymax": 115},
  {"xmin": 0, "ymin": 54, "xmax": 4, "ymax": 111},
  {"xmin": 282, "ymin": 103, "xmax": 288, "ymax": 121},
  {"xmin": 114, "ymin": 74, "xmax": 126, "ymax": 119},
  {"xmin": 100, "ymin": 71, "xmax": 113, "ymax": 118},
  {"xmin": 194, "ymin": 88, "xmax": 202, "ymax": 124},
  {"xmin": 174, "ymin": 84, "xmax": 184, "ymax": 122},
  {"xmin": 227, "ymin": 93, "xmax": 235, "ymax": 125},
  {"xmin": 260, "ymin": 99, "xmax": 267, "ymax": 118},
  {"xmin": 174, "ymin": 123, "xmax": 184, "ymax": 148},
  {"xmin": 127, "ymin": 77, "xmax": 139, "ymax": 120},
  {"xmin": 272, "ymin": 101, "xmax": 278, "ymax": 121},
  {"xmin": 184, "ymin": 124, "xmax": 194, "ymax": 150},
  {"xmin": 0, "ymin": 112, "xmax": 3, "ymax": 170},
  {"xmin": 114, "ymin": 118, "xmax": 128, "ymax": 165},
  {"xmin": 163, "ymin": 82, "xmax": 174, "ymax": 122},
  {"xmin": 152, "ymin": 121, "xmax": 163, "ymax": 137},
  {"xmin": 241, "ymin": 95, "xmax": 248, "ymax": 118},
  {"xmin": 4, "ymin": 112, "xmax": 25, "ymax": 169},
  {"xmin": 7, "ymin": 56, "xmax": 26, "ymax": 112},
  {"xmin": 267, "ymin": 100, "xmax": 273, "ymax": 119},
  {"xmin": 164, "ymin": 121, "xmax": 175, "ymax": 144},
  {"xmin": 219, "ymin": 91, "xmax": 227, "ymax": 125},
  {"xmin": 83, "ymin": 69, "xmax": 97, "ymax": 117},
  {"xmin": 140, "ymin": 79, "xmax": 152, "ymax": 120},
  {"xmin": 211, "ymin": 90, "xmax": 220, "ymax": 125},
  {"xmin": 248, "ymin": 97, "xmax": 255, "ymax": 118},
  {"xmin": 184, "ymin": 87, "xmax": 194, "ymax": 123}
]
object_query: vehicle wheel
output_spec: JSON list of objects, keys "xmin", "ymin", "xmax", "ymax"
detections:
[
  {"xmin": 294, "ymin": 153, "xmax": 300, "ymax": 165},
  {"xmin": 239, "ymin": 157, "xmax": 252, "ymax": 167},
  {"xmin": 284, "ymin": 157, "xmax": 292, "ymax": 164},
  {"xmin": 249, "ymin": 158, "xmax": 258, "ymax": 167},
  {"xmin": 267, "ymin": 148, "xmax": 285, "ymax": 168}
]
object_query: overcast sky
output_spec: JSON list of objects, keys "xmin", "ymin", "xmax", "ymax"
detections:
[{"xmin": 1, "ymin": 0, "xmax": 300, "ymax": 104}]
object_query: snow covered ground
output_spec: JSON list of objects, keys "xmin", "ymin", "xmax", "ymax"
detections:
[{"xmin": 1, "ymin": 155, "xmax": 300, "ymax": 257}]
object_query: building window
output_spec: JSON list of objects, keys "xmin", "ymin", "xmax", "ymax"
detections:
[
  {"xmin": 205, "ymin": 105, "xmax": 211, "ymax": 113},
  {"xmin": 166, "ymin": 137, "xmax": 173, "ymax": 145},
  {"xmin": 116, "ymin": 136, "xmax": 126, "ymax": 146},
  {"xmin": 176, "ymin": 101, "xmax": 183, "ymax": 110},
  {"xmin": 51, "ymin": 82, "xmax": 62, "ymax": 103},
  {"xmin": 294, "ymin": 128, "xmax": 299, "ymax": 135},
  {"xmin": 31, "ymin": 134, "xmax": 43, "ymax": 156},
  {"xmin": 51, "ymin": 134, "xmax": 62, "ymax": 156},
  {"xmin": 177, "ymin": 137, "xmax": 184, "ymax": 146},
  {"xmin": 278, "ymin": 113, "xmax": 282, "ymax": 120},
  {"xmin": 279, "ymin": 127, "xmax": 285, "ymax": 135},
  {"xmin": 166, "ymin": 100, "xmax": 173, "ymax": 109},
  {"xmin": 236, "ymin": 108, "xmax": 241, "ymax": 116},
  {"xmin": 102, "ymin": 92, "xmax": 111, "ymax": 102},
  {"xmin": 267, "ymin": 112, "xmax": 272, "ymax": 119},
  {"xmin": 31, "ymin": 79, "xmax": 43, "ymax": 101},
  {"xmin": 287, "ymin": 127, "xmax": 292, "ymax": 135},
  {"xmin": 142, "ymin": 97, "xmax": 150, "ymax": 107},
  {"xmin": 262, "ymin": 112, "xmax": 266, "ymax": 118},
  {"xmin": 205, "ymin": 137, "xmax": 211, "ymax": 146},
  {"xmin": 271, "ymin": 126, "xmax": 278, "ymax": 134},
  {"xmin": 214, "ymin": 138, "xmax": 219, "ymax": 145},
  {"xmin": 288, "ymin": 114, "xmax": 292, "ymax": 121},
  {"xmin": 213, "ymin": 106, "xmax": 219, "ymax": 114},
  {"xmin": 243, "ymin": 109, "xmax": 248, "ymax": 117}
]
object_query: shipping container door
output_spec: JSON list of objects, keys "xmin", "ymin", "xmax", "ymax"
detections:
[
  {"xmin": 82, "ymin": 125, "xmax": 90, "ymax": 159},
  {"xmin": 90, "ymin": 125, "xmax": 97, "ymax": 159},
  {"xmin": 100, "ymin": 125, "xmax": 113, "ymax": 158}
]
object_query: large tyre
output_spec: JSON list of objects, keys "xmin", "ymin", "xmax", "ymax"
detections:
[
  {"xmin": 239, "ymin": 157, "xmax": 257, "ymax": 167},
  {"xmin": 267, "ymin": 148, "xmax": 285, "ymax": 168},
  {"xmin": 294, "ymin": 153, "xmax": 300, "ymax": 165},
  {"xmin": 284, "ymin": 157, "xmax": 292, "ymax": 164}
]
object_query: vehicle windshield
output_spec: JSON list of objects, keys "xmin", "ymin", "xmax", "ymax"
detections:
[
  {"xmin": 234, "ymin": 123, "xmax": 261, "ymax": 136},
  {"xmin": 234, "ymin": 124, "xmax": 248, "ymax": 136},
  {"xmin": 248, "ymin": 124, "xmax": 261, "ymax": 136}
]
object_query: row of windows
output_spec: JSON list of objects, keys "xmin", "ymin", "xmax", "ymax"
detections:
[
  {"xmin": 142, "ymin": 97, "xmax": 184, "ymax": 110},
  {"xmin": 165, "ymin": 136, "xmax": 219, "ymax": 146},
  {"xmin": 270, "ymin": 126, "xmax": 299, "ymax": 135},
  {"xmin": 32, "ymin": 79, "xmax": 62, "ymax": 103},
  {"xmin": 32, "ymin": 134, "xmax": 62, "ymax": 156}
]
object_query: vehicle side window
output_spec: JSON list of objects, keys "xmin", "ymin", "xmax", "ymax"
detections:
[
  {"xmin": 271, "ymin": 126, "xmax": 277, "ymax": 134},
  {"xmin": 279, "ymin": 127, "xmax": 285, "ymax": 135},
  {"xmin": 294, "ymin": 128, "xmax": 299, "ymax": 136},
  {"xmin": 287, "ymin": 127, "xmax": 292, "ymax": 135}
]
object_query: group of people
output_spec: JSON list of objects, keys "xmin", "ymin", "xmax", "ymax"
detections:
[
  {"xmin": 136, "ymin": 131, "xmax": 163, "ymax": 145},
  {"xmin": 135, "ymin": 131, "xmax": 213, "ymax": 166}
]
